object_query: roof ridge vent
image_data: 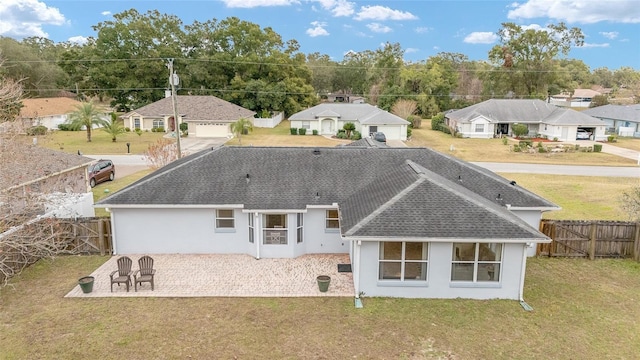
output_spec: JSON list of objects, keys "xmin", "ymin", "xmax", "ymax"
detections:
[{"xmin": 313, "ymin": 148, "xmax": 321, "ymax": 155}]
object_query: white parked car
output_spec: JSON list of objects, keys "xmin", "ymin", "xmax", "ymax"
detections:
[{"xmin": 576, "ymin": 129, "xmax": 592, "ymax": 140}]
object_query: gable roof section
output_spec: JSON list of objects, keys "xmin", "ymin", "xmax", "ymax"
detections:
[
  {"xmin": 0, "ymin": 143, "xmax": 94, "ymax": 191},
  {"xmin": 122, "ymin": 96, "xmax": 255, "ymax": 122},
  {"xmin": 97, "ymin": 146, "xmax": 556, "ymax": 242},
  {"xmin": 447, "ymin": 99, "xmax": 605, "ymax": 126},
  {"xmin": 544, "ymin": 107, "xmax": 607, "ymax": 126},
  {"xmin": 289, "ymin": 103, "xmax": 409, "ymax": 125},
  {"xmin": 20, "ymin": 97, "xmax": 82, "ymax": 118},
  {"xmin": 343, "ymin": 162, "xmax": 546, "ymax": 240},
  {"xmin": 582, "ymin": 104, "xmax": 640, "ymax": 122}
]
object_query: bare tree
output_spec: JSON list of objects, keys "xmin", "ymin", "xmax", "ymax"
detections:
[
  {"xmin": 391, "ymin": 99, "xmax": 418, "ymax": 120},
  {"xmin": 145, "ymin": 138, "xmax": 179, "ymax": 169},
  {"xmin": 621, "ymin": 186, "xmax": 640, "ymax": 222}
]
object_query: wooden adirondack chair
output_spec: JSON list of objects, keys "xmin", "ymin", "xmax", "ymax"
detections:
[
  {"xmin": 134, "ymin": 255, "xmax": 156, "ymax": 291},
  {"xmin": 109, "ymin": 256, "xmax": 133, "ymax": 292}
]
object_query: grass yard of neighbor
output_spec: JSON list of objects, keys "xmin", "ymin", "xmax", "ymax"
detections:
[{"xmin": 1, "ymin": 256, "xmax": 638, "ymax": 359}]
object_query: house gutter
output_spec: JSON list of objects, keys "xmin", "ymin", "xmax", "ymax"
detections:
[
  {"xmin": 343, "ymin": 236, "xmax": 551, "ymax": 244},
  {"xmin": 519, "ymin": 243, "xmax": 534, "ymax": 311}
]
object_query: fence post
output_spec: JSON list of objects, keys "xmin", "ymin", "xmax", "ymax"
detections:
[
  {"xmin": 589, "ymin": 222, "xmax": 597, "ymax": 260},
  {"xmin": 98, "ymin": 218, "xmax": 105, "ymax": 256},
  {"xmin": 634, "ymin": 223, "xmax": 640, "ymax": 262}
]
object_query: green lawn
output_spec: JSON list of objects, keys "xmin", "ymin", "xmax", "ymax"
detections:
[
  {"xmin": 91, "ymin": 170, "xmax": 153, "ymax": 217},
  {"xmin": 1, "ymin": 256, "xmax": 638, "ymax": 359},
  {"xmin": 34, "ymin": 129, "xmax": 167, "ymax": 155}
]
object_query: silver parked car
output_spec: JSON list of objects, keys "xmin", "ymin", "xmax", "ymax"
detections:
[{"xmin": 576, "ymin": 129, "xmax": 592, "ymax": 140}]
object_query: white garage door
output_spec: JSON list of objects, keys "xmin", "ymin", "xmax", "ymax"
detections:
[{"xmin": 195, "ymin": 123, "xmax": 229, "ymax": 138}]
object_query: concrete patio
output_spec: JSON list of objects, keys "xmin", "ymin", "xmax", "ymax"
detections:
[{"xmin": 65, "ymin": 254, "xmax": 354, "ymax": 298}]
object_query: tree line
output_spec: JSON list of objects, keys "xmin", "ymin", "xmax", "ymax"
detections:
[{"xmin": 1, "ymin": 9, "xmax": 639, "ymax": 117}]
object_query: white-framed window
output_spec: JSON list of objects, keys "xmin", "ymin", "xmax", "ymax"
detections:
[
  {"xmin": 133, "ymin": 118, "xmax": 141, "ymax": 129},
  {"xmin": 325, "ymin": 209, "xmax": 339, "ymax": 229},
  {"xmin": 215, "ymin": 209, "xmax": 235, "ymax": 229},
  {"xmin": 296, "ymin": 213, "xmax": 303, "ymax": 243},
  {"xmin": 263, "ymin": 214, "xmax": 287, "ymax": 245},
  {"xmin": 379, "ymin": 242, "xmax": 428, "ymax": 281},
  {"xmin": 301, "ymin": 121, "xmax": 311, "ymax": 130},
  {"xmin": 153, "ymin": 119, "xmax": 164, "ymax": 129},
  {"xmin": 451, "ymin": 243, "xmax": 502, "ymax": 282},
  {"xmin": 474, "ymin": 123, "xmax": 484, "ymax": 133},
  {"xmin": 248, "ymin": 213, "xmax": 254, "ymax": 243}
]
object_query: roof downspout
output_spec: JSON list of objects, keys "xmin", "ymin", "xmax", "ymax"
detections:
[
  {"xmin": 519, "ymin": 243, "xmax": 533, "ymax": 311},
  {"xmin": 108, "ymin": 208, "xmax": 117, "ymax": 255},
  {"xmin": 255, "ymin": 212, "xmax": 260, "ymax": 260},
  {"xmin": 354, "ymin": 240, "xmax": 363, "ymax": 308}
]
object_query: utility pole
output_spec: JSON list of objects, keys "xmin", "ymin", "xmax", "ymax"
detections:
[{"xmin": 168, "ymin": 58, "xmax": 182, "ymax": 159}]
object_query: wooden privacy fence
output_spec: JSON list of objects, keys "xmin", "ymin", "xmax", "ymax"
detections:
[
  {"xmin": 538, "ymin": 220, "xmax": 640, "ymax": 261},
  {"xmin": 56, "ymin": 217, "xmax": 113, "ymax": 255}
]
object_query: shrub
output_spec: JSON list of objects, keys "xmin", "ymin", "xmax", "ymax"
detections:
[
  {"xmin": 151, "ymin": 128, "xmax": 157, "ymax": 132},
  {"xmin": 336, "ymin": 132, "xmax": 347, "ymax": 139},
  {"xmin": 298, "ymin": 128, "xmax": 307, "ymax": 135},
  {"xmin": 407, "ymin": 128, "xmax": 412, "ymax": 138},
  {"xmin": 512, "ymin": 146, "xmax": 522, "ymax": 152},
  {"xmin": 607, "ymin": 135, "xmax": 617, "ymax": 142},
  {"xmin": 125, "ymin": 127, "xmax": 131, "ymax": 132},
  {"xmin": 407, "ymin": 115, "xmax": 422, "ymax": 129},
  {"xmin": 312, "ymin": 129, "xmax": 318, "ymax": 135},
  {"xmin": 538, "ymin": 146, "xmax": 547, "ymax": 153},
  {"xmin": 157, "ymin": 126, "xmax": 164, "ymax": 132},
  {"xmin": 553, "ymin": 137, "xmax": 559, "ymax": 142},
  {"xmin": 343, "ymin": 122, "xmax": 356, "ymax": 138},
  {"xmin": 135, "ymin": 128, "xmax": 143, "ymax": 136},
  {"xmin": 351, "ymin": 130, "xmax": 361, "ymax": 140},
  {"xmin": 593, "ymin": 144, "xmax": 603, "ymax": 152},
  {"xmin": 501, "ymin": 137, "xmax": 508, "ymax": 145},
  {"xmin": 337, "ymin": 129, "xmax": 346, "ymax": 134},
  {"xmin": 290, "ymin": 128, "xmax": 298, "ymax": 135},
  {"xmin": 27, "ymin": 125, "xmax": 47, "ymax": 136},
  {"xmin": 519, "ymin": 140, "xmax": 533, "ymax": 148},
  {"xmin": 431, "ymin": 114, "xmax": 445, "ymax": 132},
  {"xmin": 512, "ymin": 123, "xmax": 529, "ymax": 138},
  {"xmin": 180, "ymin": 122, "xmax": 188, "ymax": 132},
  {"xmin": 57, "ymin": 123, "xmax": 75, "ymax": 131}
]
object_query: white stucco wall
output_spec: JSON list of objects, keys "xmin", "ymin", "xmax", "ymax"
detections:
[
  {"xmin": 110, "ymin": 207, "xmax": 347, "ymax": 257},
  {"xmin": 355, "ymin": 241, "xmax": 525, "ymax": 299}
]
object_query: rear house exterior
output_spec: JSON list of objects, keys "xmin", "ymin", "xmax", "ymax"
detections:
[
  {"xmin": 96, "ymin": 145, "xmax": 558, "ymax": 301},
  {"xmin": 121, "ymin": 95, "xmax": 255, "ymax": 138},
  {"xmin": 289, "ymin": 103, "xmax": 410, "ymax": 141}
]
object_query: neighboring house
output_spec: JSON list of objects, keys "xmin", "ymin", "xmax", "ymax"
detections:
[
  {"xmin": 0, "ymin": 143, "xmax": 96, "ymax": 219},
  {"xmin": 19, "ymin": 97, "xmax": 83, "ymax": 130},
  {"xmin": 289, "ymin": 103, "xmax": 410, "ymax": 140},
  {"xmin": 582, "ymin": 104, "xmax": 640, "ymax": 137},
  {"xmin": 121, "ymin": 95, "xmax": 255, "ymax": 138},
  {"xmin": 445, "ymin": 99, "xmax": 607, "ymax": 141},
  {"xmin": 327, "ymin": 93, "xmax": 365, "ymax": 104},
  {"xmin": 550, "ymin": 89, "xmax": 602, "ymax": 108},
  {"xmin": 95, "ymin": 145, "xmax": 559, "ymax": 300}
]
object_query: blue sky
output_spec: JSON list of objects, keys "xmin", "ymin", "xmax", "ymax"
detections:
[{"xmin": 1, "ymin": 0, "xmax": 639, "ymax": 70}]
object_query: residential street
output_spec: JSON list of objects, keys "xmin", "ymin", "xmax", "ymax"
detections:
[{"xmin": 86, "ymin": 137, "xmax": 640, "ymax": 179}]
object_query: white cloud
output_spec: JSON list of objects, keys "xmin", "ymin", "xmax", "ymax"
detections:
[
  {"xmin": 367, "ymin": 23, "xmax": 392, "ymax": 33},
  {"xmin": 316, "ymin": 0, "xmax": 354, "ymax": 17},
  {"xmin": 508, "ymin": 0, "xmax": 640, "ymax": 24},
  {"xmin": 415, "ymin": 26, "xmax": 430, "ymax": 34},
  {"xmin": 0, "ymin": 0, "xmax": 66, "ymax": 38},
  {"xmin": 405, "ymin": 47, "xmax": 419, "ymax": 53},
  {"xmin": 222, "ymin": 0, "xmax": 299, "ymax": 8},
  {"xmin": 354, "ymin": 5, "xmax": 418, "ymax": 21},
  {"xmin": 306, "ymin": 21, "xmax": 329, "ymax": 37},
  {"xmin": 67, "ymin": 35, "xmax": 88, "ymax": 45},
  {"xmin": 600, "ymin": 31, "xmax": 619, "ymax": 39},
  {"xmin": 581, "ymin": 42, "xmax": 610, "ymax": 48},
  {"xmin": 464, "ymin": 32, "xmax": 498, "ymax": 44},
  {"xmin": 101, "ymin": 11, "xmax": 111, "ymax": 16}
]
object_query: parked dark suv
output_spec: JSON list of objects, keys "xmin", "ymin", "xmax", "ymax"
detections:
[
  {"xmin": 371, "ymin": 132, "xmax": 386, "ymax": 143},
  {"xmin": 89, "ymin": 159, "xmax": 115, "ymax": 187}
]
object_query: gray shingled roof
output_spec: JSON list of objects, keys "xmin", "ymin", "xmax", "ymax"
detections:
[
  {"xmin": 97, "ymin": 146, "xmax": 555, "ymax": 241},
  {"xmin": 446, "ymin": 99, "xmax": 605, "ymax": 126},
  {"xmin": 123, "ymin": 96, "xmax": 255, "ymax": 122},
  {"xmin": 0, "ymin": 143, "xmax": 94, "ymax": 190},
  {"xmin": 582, "ymin": 104, "xmax": 640, "ymax": 122},
  {"xmin": 289, "ymin": 103, "xmax": 409, "ymax": 125}
]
